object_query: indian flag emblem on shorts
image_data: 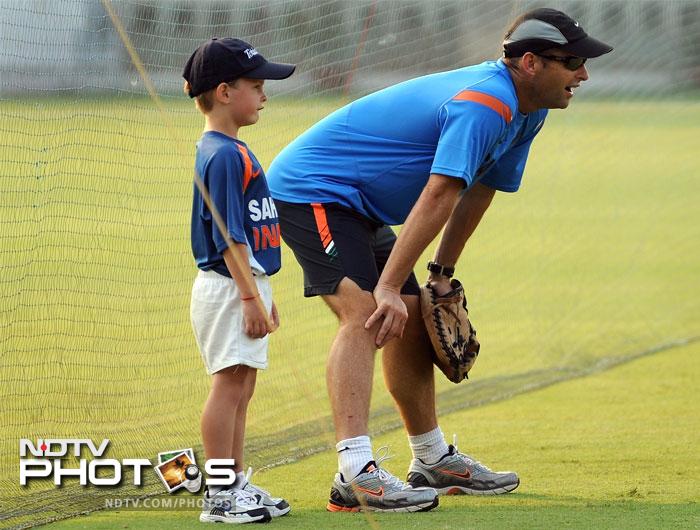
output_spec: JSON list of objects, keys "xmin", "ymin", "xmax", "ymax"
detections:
[{"xmin": 324, "ymin": 240, "xmax": 338, "ymax": 260}]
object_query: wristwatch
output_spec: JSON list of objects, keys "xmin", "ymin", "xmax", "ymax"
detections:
[{"xmin": 427, "ymin": 261, "xmax": 454, "ymax": 278}]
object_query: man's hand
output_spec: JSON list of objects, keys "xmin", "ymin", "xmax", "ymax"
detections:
[
  {"xmin": 242, "ymin": 297, "xmax": 270, "ymax": 339},
  {"xmin": 365, "ymin": 283, "xmax": 407, "ymax": 347},
  {"xmin": 427, "ymin": 276, "xmax": 453, "ymax": 297}
]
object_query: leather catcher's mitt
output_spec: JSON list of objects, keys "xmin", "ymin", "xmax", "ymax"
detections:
[{"xmin": 420, "ymin": 279, "xmax": 480, "ymax": 383}]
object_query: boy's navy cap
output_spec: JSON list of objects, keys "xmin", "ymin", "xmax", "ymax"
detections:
[
  {"xmin": 183, "ymin": 38, "xmax": 295, "ymax": 97},
  {"xmin": 504, "ymin": 8, "xmax": 613, "ymax": 58}
]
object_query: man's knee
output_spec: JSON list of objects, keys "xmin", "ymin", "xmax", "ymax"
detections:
[
  {"xmin": 399, "ymin": 294, "xmax": 430, "ymax": 343},
  {"xmin": 322, "ymin": 277, "xmax": 376, "ymax": 326}
]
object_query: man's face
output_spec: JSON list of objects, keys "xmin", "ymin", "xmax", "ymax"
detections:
[{"xmin": 533, "ymin": 49, "xmax": 589, "ymax": 109}]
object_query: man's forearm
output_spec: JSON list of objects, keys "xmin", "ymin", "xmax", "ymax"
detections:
[
  {"xmin": 378, "ymin": 175, "xmax": 463, "ymax": 290},
  {"xmin": 433, "ymin": 182, "xmax": 496, "ymax": 269}
]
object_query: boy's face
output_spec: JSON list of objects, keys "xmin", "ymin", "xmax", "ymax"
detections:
[{"xmin": 228, "ymin": 78, "xmax": 267, "ymax": 127}]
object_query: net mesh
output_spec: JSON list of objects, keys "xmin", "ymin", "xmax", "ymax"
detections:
[{"xmin": 1, "ymin": 0, "xmax": 699, "ymax": 527}]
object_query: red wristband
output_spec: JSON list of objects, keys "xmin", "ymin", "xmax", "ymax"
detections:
[{"xmin": 240, "ymin": 294, "xmax": 259, "ymax": 301}]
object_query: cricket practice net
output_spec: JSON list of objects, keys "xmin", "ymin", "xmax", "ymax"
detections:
[{"xmin": 1, "ymin": 0, "xmax": 698, "ymax": 527}]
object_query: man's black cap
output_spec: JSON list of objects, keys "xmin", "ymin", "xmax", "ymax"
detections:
[
  {"xmin": 183, "ymin": 38, "xmax": 295, "ymax": 97},
  {"xmin": 504, "ymin": 8, "xmax": 613, "ymax": 58}
]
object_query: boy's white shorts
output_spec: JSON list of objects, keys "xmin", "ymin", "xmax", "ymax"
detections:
[{"xmin": 190, "ymin": 269, "xmax": 273, "ymax": 374}]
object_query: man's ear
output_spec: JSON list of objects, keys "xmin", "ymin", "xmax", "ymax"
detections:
[{"xmin": 519, "ymin": 52, "xmax": 539, "ymax": 76}]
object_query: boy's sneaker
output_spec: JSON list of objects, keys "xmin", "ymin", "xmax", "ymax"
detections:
[
  {"xmin": 406, "ymin": 438, "xmax": 519, "ymax": 495},
  {"xmin": 199, "ymin": 486, "xmax": 271, "ymax": 524},
  {"xmin": 241, "ymin": 467, "xmax": 291, "ymax": 517},
  {"xmin": 327, "ymin": 449, "xmax": 438, "ymax": 513}
]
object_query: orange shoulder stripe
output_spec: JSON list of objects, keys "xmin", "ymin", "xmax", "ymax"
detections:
[
  {"xmin": 235, "ymin": 143, "xmax": 255, "ymax": 192},
  {"xmin": 452, "ymin": 90, "xmax": 512, "ymax": 123}
]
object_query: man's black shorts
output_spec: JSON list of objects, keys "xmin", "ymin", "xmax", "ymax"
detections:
[{"xmin": 275, "ymin": 200, "xmax": 421, "ymax": 298}]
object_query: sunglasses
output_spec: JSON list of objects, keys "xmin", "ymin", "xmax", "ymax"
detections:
[{"xmin": 534, "ymin": 54, "xmax": 587, "ymax": 71}]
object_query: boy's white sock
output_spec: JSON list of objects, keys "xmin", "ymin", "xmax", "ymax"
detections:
[
  {"xmin": 336, "ymin": 435, "xmax": 373, "ymax": 481},
  {"xmin": 409, "ymin": 426, "xmax": 449, "ymax": 465},
  {"xmin": 207, "ymin": 484, "xmax": 226, "ymax": 496},
  {"xmin": 208, "ymin": 470, "xmax": 244, "ymax": 495}
]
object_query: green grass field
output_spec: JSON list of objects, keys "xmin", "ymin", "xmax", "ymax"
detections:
[
  {"xmin": 44, "ymin": 340, "xmax": 700, "ymax": 529},
  {"xmin": 1, "ymin": 96, "xmax": 699, "ymax": 528}
]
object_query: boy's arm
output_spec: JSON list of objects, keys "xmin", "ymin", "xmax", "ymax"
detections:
[{"xmin": 222, "ymin": 244, "xmax": 271, "ymax": 339}]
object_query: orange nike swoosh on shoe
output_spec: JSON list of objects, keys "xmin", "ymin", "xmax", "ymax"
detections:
[
  {"xmin": 251, "ymin": 169, "xmax": 261, "ymax": 178},
  {"xmin": 439, "ymin": 468, "xmax": 471, "ymax": 479},
  {"xmin": 355, "ymin": 486, "xmax": 384, "ymax": 497}
]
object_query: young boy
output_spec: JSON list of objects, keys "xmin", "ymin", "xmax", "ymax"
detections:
[{"xmin": 183, "ymin": 37, "xmax": 295, "ymax": 524}]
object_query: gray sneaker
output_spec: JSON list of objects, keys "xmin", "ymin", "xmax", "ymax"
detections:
[
  {"xmin": 199, "ymin": 486, "xmax": 271, "ymax": 524},
  {"xmin": 406, "ymin": 438, "xmax": 519, "ymax": 495},
  {"xmin": 241, "ymin": 467, "xmax": 291, "ymax": 517},
  {"xmin": 327, "ymin": 449, "xmax": 438, "ymax": 513}
]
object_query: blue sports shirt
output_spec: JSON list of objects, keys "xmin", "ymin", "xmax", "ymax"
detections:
[
  {"xmin": 191, "ymin": 131, "xmax": 281, "ymax": 276},
  {"xmin": 267, "ymin": 59, "xmax": 547, "ymax": 225}
]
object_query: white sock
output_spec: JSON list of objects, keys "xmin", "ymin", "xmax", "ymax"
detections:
[
  {"xmin": 208, "ymin": 484, "xmax": 226, "ymax": 496},
  {"xmin": 336, "ymin": 435, "xmax": 373, "ymax": 481},
  {"xmin": 235, "ymin": 470, "xmax": 247, "ymax": 489},
  {"xmin": 409, "ymin": 427, "xmax": 449, "ymax": 465}
]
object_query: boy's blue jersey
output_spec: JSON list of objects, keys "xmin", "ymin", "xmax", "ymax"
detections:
[
  {"xmin": 267, "ymin": 59, "xmax": 547, "ymax": 225},
  {"xmin": 191, "ymin": 131, "xmax": 281, "ymax": 276}
]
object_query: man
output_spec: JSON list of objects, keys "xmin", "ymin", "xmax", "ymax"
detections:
[{"xmin": 267, "ymin": 8, "xmax": 612, "ymax": 512}]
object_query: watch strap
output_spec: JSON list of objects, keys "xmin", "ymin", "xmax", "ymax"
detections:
[{"xmin": 427, "ymin": 261, "xmax": 455, "ymax": 278}]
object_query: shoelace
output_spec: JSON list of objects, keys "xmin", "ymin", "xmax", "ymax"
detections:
[
  {"xmin": 372, "ymin": 446, "xmax": 408, "ymax": 489},
  {"xmin": 219, "ymin": 485, "xmax": 260, "ymax": 504},
  {"xmin": 243, "ymin": 467, "xmax": 272, "ymax": 497},
  {"xmin": 452, "ymin": 434, "xmax": 492, "ymax": 474}
]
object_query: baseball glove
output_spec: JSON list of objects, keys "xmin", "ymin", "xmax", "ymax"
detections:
[{"xmin": 419, "ymin": 279, "xmax": 480, "ymax": 383}]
